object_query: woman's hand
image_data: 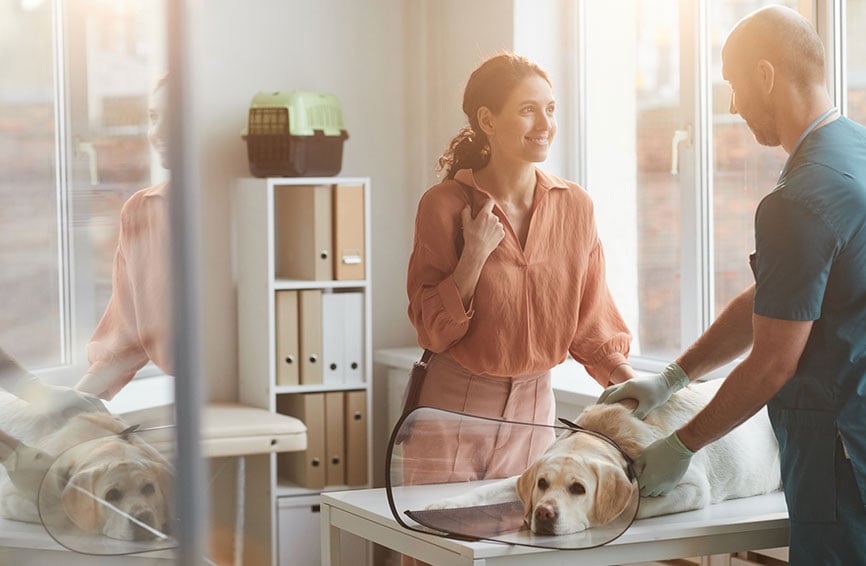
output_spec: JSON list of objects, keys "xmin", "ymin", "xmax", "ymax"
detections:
[
  {"xmin": 461, "ymin": 199, "xmax": 504, "ymax": 260},
  {"xmin": 452, "ymin": 199, "xmax": 504, "ymax": 308}
]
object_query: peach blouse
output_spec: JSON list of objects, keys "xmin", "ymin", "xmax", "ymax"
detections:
[
  {"xmin": 77, "ymin": 182, "xmax": 172, "ymax": 399},
  {"xmin": 407, "ymin": 168, "xmax": 631, "ymax": 386}
]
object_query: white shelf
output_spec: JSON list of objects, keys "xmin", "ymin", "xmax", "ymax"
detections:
[
  {"xmin": 274, "ymin": 383, "xmax": 368, "ymax": 395},
  {"xmin": 235, "ymin": 176, "xmax": 374, "ymax": 566},
  {"xmin": 274, "ymin": 279, "xmax": 367, "ymax": 291}
]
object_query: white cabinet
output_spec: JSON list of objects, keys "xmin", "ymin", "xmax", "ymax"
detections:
[{"xmin": 235, "ymin": 177, "xmax": 372, "ymax": 565}]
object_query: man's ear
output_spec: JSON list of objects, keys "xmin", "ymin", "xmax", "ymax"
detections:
[
  {"xmin": 516, "ymin": 461, "xmax": 539, "ymax": 523},
  {"xmin": 592, "ymin": 462, "xmax": 635, "ymax": 525},
  {"xmin": 756, "ymin": 59, "xmax": 776, "ymax": 95}
]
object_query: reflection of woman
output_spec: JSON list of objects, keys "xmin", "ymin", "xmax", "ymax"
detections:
[
  {"xmin": 404, "ymin": 53, "xmax": 635, "ymax": 491},
  {"xmin": 75, "ymin": 76, "xmax": 172, "ymax": 400}
]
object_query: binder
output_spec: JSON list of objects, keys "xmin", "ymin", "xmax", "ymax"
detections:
[
  {"xmin": 274, "ymin": 185, "xmax": 333, "ymax": 280},
  {"xmin": 321, "ymin": 292, "xmax": 343, "ymax": 386},
  {"xmin": 344, "ymin": 390, "xmax": 368, "ymax": 486},
  {"xmin": 275, "ymin": 290, "xmax": 299, "ymax": 386},
  {"xmin": 341, "ymin": 293, "xmax": 364, "ymax": 384},
  {"xmin": 321, "ymin": 292, "xmax": 364, "ymax": 386},
  {"xmin": 324, "ymin": 392, "xmax": 346, "ymax": 486},
  {"xmin": 277, "ymin": 393, "xmax": 325, "ymax": 489},
  {"xmin": 298, "ymin": 289, "xmax": 323, "ymax": 385},
  {"xmin": 333, "ymin": 184, "xmax": 365, "ymax": 280}
]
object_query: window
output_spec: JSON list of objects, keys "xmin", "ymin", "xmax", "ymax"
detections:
[
  {"xmin": 0, "ymin": 0, "xmax": 166, "ymax": 385},
  {"xmin": 847, "ymin": 0, "xmax": 866, "ymax": 123},
  {"xmin": 580, "ymin": 0, "xmax": 826, "ymax": 368}
]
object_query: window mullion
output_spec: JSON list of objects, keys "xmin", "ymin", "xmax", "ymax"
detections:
[{"xmin": 52, "ymin": 0, "xmax": 74, "ymax": 369}]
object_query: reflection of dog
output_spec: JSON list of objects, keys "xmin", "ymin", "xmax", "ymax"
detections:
[
  {"xmin": 0, "ymin": 393, "xmax": 173, "ymax": 541},
  {"xmin": 428, "ymin": 379, "xmax": 781, "ymax": 535}
]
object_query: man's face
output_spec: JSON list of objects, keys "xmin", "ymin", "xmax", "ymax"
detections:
[{"xmin": 721, "ymin": 46, "xmax": 780, "ymax": 147}]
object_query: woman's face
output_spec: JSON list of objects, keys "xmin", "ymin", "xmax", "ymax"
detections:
[
  {"xmin": 484, "ymin": 74, "xmax": 556, "ymax": 165},
  {"xmin": 148, "ymin": 83, "xmax": 169, "ymax": 169}
]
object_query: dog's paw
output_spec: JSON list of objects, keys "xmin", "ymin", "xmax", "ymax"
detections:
[{"xmin": 425, "ymin": 495, "xmax": 473, "ymax": 510}]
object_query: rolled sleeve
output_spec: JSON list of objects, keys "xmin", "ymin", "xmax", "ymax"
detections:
[{"xmin": 568, "ymin": 240, "xmax": 632, "ymax": 385}]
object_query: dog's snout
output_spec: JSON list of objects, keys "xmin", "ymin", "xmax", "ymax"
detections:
[
  {"xmin": 534, "ymin": 502, "xmax": 558, "ymax": 525},
  {"xmin": 131, "ymin": 510, "xmax": 156, "ymax": 540}
]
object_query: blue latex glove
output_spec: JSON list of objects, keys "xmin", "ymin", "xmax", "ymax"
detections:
[
  {"xmin": 597, "ymin": 362, "xmax": 689, "ymax": 419},
  {"xmin": 637, "ymin": 431, "xmax": 694, "ymax": 497}
]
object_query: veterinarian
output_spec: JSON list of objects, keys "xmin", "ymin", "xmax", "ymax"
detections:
[
  {"xmin": 405, "ymin": 51, "xmax": 636, "ymax": 492},
  {"xmin": 600, "ymin": 7, "xmax": 866, "ymax": 564},
  {"xmin": 75, "ymin": 75, "xmax": 173, "ymax": 401}
]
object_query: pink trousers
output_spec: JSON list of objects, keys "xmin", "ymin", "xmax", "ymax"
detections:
[
  {"xmin": 399, "ymin": 353, "xmax": 556, "ymax": 566},
  {"xmin": 400, "ymin": 352, "xmax": 556, "ymax": 486}
]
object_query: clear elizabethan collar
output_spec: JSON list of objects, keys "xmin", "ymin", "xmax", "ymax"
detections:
[
  {"xmin": 36, "ymin": 425, "xmax": 177, "ymax": 555},
  {"xmin": 386, "ymin": 407, "xmax": 639, "ymax": 550}
]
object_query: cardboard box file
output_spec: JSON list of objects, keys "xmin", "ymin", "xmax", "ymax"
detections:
[
  {"xmin": 333, "ymin": 184, "xmax": 365, "ymax": 280},
  {"xmin": 324, "ymin": 392, "xmax": 345, "ymax": 486},
  {"xmin": 274, "ymin": 185, "xmax": 333, "ymax": 280},
  {"xmin": 277, "ymin": 393, "xmax": 325, "ymax": 489},
  {"xmin": 275, "ymin": 290, "xmax": 299, "ymax": 386},
  {"xmin": 345, "ymin": 390, "xmax": 368, "ymax": 486},
  {"xmin": 298, "ymin": 289, "xmax": 323, "ymax": 385}
]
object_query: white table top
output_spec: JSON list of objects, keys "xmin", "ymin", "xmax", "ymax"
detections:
[{"xmin": 322, "ymin": 486, "xmax": 789, "ymax": 564}]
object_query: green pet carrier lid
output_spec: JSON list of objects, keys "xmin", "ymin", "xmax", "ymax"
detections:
[{"xmin": 242, "ymin": 90, "xmax": 346, "ymax": 138}]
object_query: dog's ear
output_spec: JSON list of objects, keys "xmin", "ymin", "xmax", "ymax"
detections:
[
  {"xmin": 516, "ymin": 461, "xmax": 539, "ymax": 523},
  {"xmin": 592, "ymin": 462, "xmax": 635, "ymax": 525},
  {"xmin": 155, "ymin": 462, "xmax": 174, "ymax": 523},
  {"xmin": 61, "ymin": 466, "xmax": 103, "ymax": 533}
]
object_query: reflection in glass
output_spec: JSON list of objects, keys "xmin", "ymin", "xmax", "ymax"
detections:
[{"xmin": 0, "ymin": 0, "xmax": 61, "ymax": 367}]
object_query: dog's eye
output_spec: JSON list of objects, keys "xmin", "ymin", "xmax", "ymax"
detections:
[
  {"xmin": 568, "ymin": 482, "xmax": 586, "ymax": 495},
  {"xmin": 105, "ymin": 488, "xmax": 123, "ymax": 503},
  {"xmin": 141, "ymin": 483, "xmax": 155, "ymax": 496},
  {"xmin": 537, "ymin": 478, "xmax": 549, "ymax": 491}
]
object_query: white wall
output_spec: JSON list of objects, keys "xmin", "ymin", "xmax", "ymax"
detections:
[{"xmin": 187, "ymin": 0, "xmax": 412, "ymax": 403}]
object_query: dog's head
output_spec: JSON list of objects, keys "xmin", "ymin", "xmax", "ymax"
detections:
[
  {"xmin": 515, "ymin": 432, "xmax": 636, "ymax": 535},
  {"xmin": 46, "ymin": 413, "xmax": 174, "ymax": 541}
]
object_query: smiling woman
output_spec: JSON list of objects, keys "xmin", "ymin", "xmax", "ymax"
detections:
[{"xmin": 401, "ymin": 53, "xmax": 638, "ymax": 565}]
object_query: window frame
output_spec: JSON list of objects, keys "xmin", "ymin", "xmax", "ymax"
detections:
[{"xmin": 564, "ymin": 0, "xmax": 844, "ymax": 375}]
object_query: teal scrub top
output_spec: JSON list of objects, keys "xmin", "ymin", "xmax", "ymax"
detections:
[{"xmin": 750, "ymin": 116, "xmax": 866, "ymax": 524}]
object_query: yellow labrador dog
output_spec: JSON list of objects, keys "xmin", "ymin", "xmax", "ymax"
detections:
[
  {"xmin": 428, "ymin": 379, "xmax": 781, "ymax": 535},
  {"xmin": 0, "ymin": 392, "xmax": 173, "ymax": 541}
]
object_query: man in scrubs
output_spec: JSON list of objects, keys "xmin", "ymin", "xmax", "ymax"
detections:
[{"xmin": 599, "ymin": 6, "xmax": 866, "ymax": 563}]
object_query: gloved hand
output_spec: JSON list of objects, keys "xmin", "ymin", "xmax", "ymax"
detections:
[
  {"xmin": 2, "ymin": 346, "xmax": 107, "ymax": 420},
  {"xmin": 636, "ymin": 431, "xmax": 694, "ymax": 497},
  {"xmin": 3, "ymin": 442, "xmax": 55, "ymax": 498},
  {"xmin": 597, "ymin": 362, "xmax": 689, "ymax": 419},
  {"xmin": 15, "ymin": 380, "xmax": 107, "ymax": 421}
]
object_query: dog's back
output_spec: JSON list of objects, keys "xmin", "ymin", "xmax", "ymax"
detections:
[{"xmin": 578, "ymin": 379, "xmax": 781, "ymax": 515}]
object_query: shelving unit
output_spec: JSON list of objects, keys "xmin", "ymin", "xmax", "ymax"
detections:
[{"xmin": 235, "ymin": 176, "xmax": 372, "ymax": 566}]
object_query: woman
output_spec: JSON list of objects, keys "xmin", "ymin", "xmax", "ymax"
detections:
[
  {"xmin": 75, "ymin": 75, "xmax": 173, "ymax": 400},
  {"xmin": 404, "ymin": 52, "xmax": 636, "ymax": 489}
]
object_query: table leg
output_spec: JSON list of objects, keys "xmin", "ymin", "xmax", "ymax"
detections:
[{"xmin": 320, "ymin": 502, "xmax": 342, "ymax": 566}]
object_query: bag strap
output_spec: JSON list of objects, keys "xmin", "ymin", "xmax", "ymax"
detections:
[{"xmin": 418, "ymin": 349, "xmax": 433, "ymax": 365}]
